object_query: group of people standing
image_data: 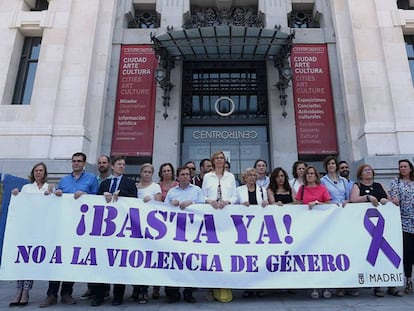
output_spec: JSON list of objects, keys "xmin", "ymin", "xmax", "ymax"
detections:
[{"xmin": 7, "ymin": 151, "xmax": 414, "ymax": 306}]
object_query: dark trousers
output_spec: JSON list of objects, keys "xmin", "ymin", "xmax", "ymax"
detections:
[
  {"xmin": 132, "ymin": 285, "xmax": 148, "ymax": 295},
  {"xmin": 165, "ymin": 286, "xmax": 193, "ymax": 298},
  {"xmin": 403, "ymin": 231, "xmax": 414, "ymax": 278},
  {"xmin": 93, "ymin": 283, "xmax": 124, "ymax": 301},
  {"xmin": 47, "ymin": 281, "xmax": 74, "ymax": 298}
]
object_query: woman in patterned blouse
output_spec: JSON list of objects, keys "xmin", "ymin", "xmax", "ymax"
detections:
[{"xmin": 390, "ymin": 159, "xmax": 414, "ymax": 294}]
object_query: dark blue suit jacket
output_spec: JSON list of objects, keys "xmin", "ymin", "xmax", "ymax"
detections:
[{"xmin": 98, "ymin": 175, "xmax": 137, "ymax": 198}]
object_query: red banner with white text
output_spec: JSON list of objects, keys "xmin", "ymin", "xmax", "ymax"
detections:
[
  {"xmin": 111, "ymin": 45, "xmax": 157, "ymax": 156},
  {"xmin": 291, "ymin": 44, "xmax": 338, "ymax": 155}
]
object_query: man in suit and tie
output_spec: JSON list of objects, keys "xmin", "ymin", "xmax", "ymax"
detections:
[{"xmin": 91, "ymin": 156, "xmax": 137, "ymax": 306}]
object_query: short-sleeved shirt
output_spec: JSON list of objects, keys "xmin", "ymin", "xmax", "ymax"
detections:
[
  {"xmin": 21, "ymin": 182, "xmax": 49, "ymax": 194},
  {"xmin": 295, "ymin": 184, "xmax": 331, "ymax": 204},
  {"xmin": 137, "ymin": 182, "xmax": 162, "ymax": 200},
  {"xmin": 56, "ymin": 171, "xmax": 98, "ymax": 194}
]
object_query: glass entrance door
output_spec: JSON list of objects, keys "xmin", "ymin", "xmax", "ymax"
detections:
[{"xmin": 181, "ymin": 61, "xmax": 270, "ymax": 177}]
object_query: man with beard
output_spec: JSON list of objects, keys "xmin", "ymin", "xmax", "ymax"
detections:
[
  {"xmin": 80, "ymin": 155, "xmax": 113, "ymax": 301},
  {"xmin": 96, "ymin": 155, "xmax": 112, "ymax": 185},
  {"xmin": 338, "ymin": 161, "xmax": 354, "ymax": 194}
]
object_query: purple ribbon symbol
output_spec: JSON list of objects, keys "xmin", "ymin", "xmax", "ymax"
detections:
[{"xmin": 363, "ymin": 208, "xmax": 401, "ymax": 268}]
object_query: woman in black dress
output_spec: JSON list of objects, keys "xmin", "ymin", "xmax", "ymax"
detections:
[
  {"xmin": 267, "ymin": 167, "xmax": 294, "ymax": 205},
  {"xmin": 350, "ymin": 164, "xmax": 402, "ymax": 297}
]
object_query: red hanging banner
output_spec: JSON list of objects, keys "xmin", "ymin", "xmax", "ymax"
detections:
[
  {"xmin": 291, "ymin": 44, "xmax": 338, "ymax": 155},
  {"xmin": 111, "ymin": 45, "xmax": 157, "ymax": 156}
]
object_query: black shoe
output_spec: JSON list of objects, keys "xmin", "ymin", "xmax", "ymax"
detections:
[
  {"xmin": 9, "ymin": 302, "xmax": 20, "ymax": 307},
  {"xmin": 406, "ymin": 280, "xmax": 413, "ymax": 294},
  {"xmin": 104, "ymin": 290, "xmax": 110, "ymax": 299},
  {"xmin": 183, "ymin": 294, "xmax": 196, "ymax": 303},
  {"xmin": 138, "ymin": 292, "xmax": 148, "ymax": 304},
  {"xmin": 91, "ymin": 298, "xmax": 103, "ymax": 307},
  {"xmin": 386, "ymin": 287, "xmax": 403, "ymax": 297},
  {"xmin": 129, "ymin": 294, "xmax": 138, "ymax": 302},
  {"xmin": 167, "ymin": 294, "xmax": 180, "ymax": 304},
  {"xmin": 111, "ymin": 299, "xmax": 123, "ymax": 306}
]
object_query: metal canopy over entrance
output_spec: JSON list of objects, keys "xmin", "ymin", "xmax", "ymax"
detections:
[
  {"xmin": 151, "ymin": 25, "xmax": 294, "ymax": 65},
  {"xmin": 151, "ymin": 25, "xmax": 295, "ymax": 119},
  {"xmin": 151, "ymin": 26, "xmax": 295, "ymax": 173}
]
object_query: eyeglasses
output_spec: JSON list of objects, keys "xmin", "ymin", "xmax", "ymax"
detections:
[{"xmin": 72, "ymin": 160, "xmax": 84, "ymax": 163}]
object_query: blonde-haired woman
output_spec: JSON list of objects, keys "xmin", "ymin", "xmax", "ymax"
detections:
[
  {"xmin": 136, "ymin": 163, "xmax": 162, "ymax": 203},
  {"xmin": 236, "ymin": 168, "xmax": 268, "ymax": 207},
  {"xmin": 132, "ymin": 163, "xmax": 162, "ymax": 303},
  {"xmin": 236, "ymin": 168, "xmax": 268, "ymax": 298},
  {"xmin": 202, "ymin": 151, "xmax": 237, "ymax": 302},
  {"xmin": 202, "ymin": 151, "xmax": 238, "ymax": 209}
]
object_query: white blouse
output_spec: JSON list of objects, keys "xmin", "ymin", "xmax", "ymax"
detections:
[
  {"xmin": 202, "ymin": 171, "xmax": 238, "ymax": 203},
  {"xmin": 21, "ymin": 182, "xmax": 49, "ymax": 194},
  {"xmin": 137, "ymin": 182, "xmax": 161, "ymax": 200}
]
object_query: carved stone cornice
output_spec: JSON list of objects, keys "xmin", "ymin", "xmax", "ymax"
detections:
[{"xmin": 183, "ymin": 7, "xmax": 264, "ymax": 29}]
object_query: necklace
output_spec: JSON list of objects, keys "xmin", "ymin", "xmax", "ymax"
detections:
[
  {"xmin": 328, "ymin": 174, "xmax": 339, "ymax": 185},
  {"xmin": 361, "ymin": 181, "xmax": 374, "ymax": 193}
]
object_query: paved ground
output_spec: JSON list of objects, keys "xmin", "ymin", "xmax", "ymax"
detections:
[{"xmin": 1, "ymin": 281, "xmax": 414, "ymax": 310}]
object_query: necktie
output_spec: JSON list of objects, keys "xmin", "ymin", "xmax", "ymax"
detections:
[{"xmin": 110, "ymin": 177, "xmax": 118, "ymax": 193}]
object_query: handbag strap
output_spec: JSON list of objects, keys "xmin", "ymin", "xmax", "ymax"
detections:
[{"xmin": 300, "ymin": 185, "xmax": 305, "ymax": 201}]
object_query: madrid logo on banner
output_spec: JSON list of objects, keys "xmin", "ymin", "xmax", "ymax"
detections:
[{"xmin": 0, "ymin": 194, "xmax": 403, "ymax": 289}]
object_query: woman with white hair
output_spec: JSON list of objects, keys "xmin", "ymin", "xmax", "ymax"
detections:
[{"xmin": 236, "ymin": 167, "xmax": 269, "ymax": 207}]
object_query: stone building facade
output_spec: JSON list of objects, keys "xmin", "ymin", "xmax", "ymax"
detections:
[{"xmin": 0, "ymin": 0, "xmax": 413, "ymax": 183}]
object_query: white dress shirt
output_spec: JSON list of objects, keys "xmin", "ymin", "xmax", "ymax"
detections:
[{"xmin": 202, "ymin": 171, "xmax": 238, "ymax": 203}]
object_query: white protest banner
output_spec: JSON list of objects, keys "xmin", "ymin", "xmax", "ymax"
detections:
[{"xmin": 0, "ymin": 193, "xmax": 404, "ymax": 289}]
